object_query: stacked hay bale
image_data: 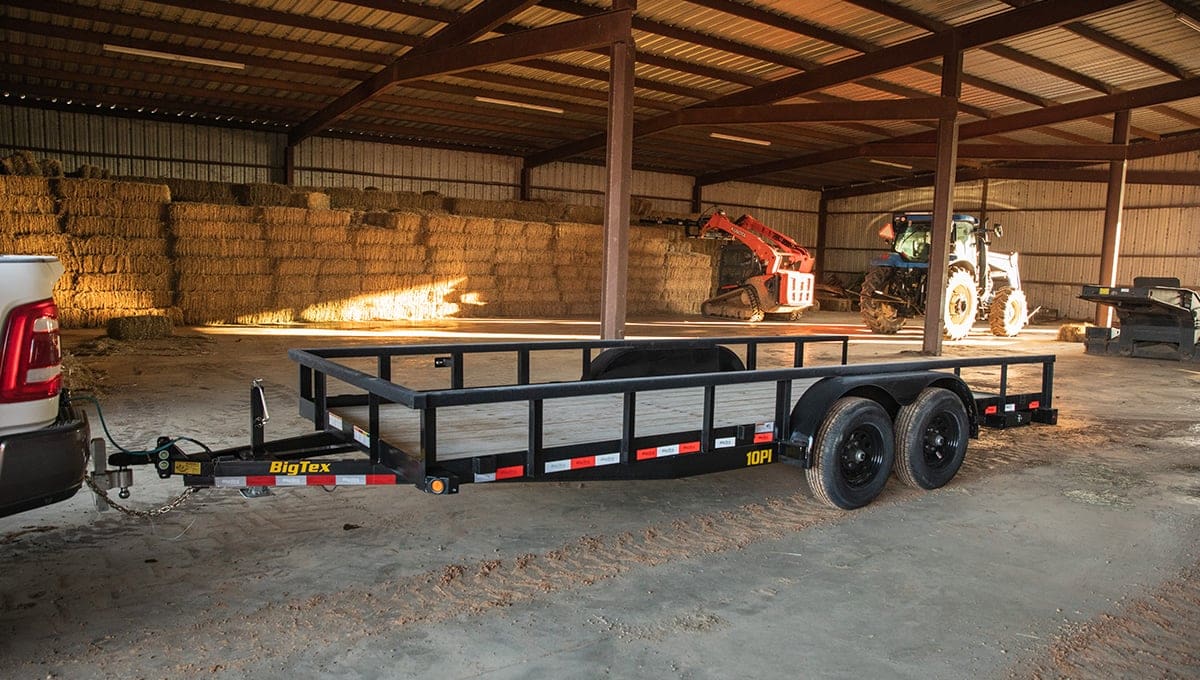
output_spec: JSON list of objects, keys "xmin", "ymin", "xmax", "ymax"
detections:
[
  {"xmin": 350, "ymin": 211, "xmax": 445, "ymax": 321},
  {"xmin": 170, "ymin": 203, "xmax": 278, "ymax": 324},
  {"xmin": 262, "ymin": 207, "xmax": 357, "ymax": 323},
  {"xmin": 325, "ymin": 187, "xmax": 430, "ymax": 212},
  {"xmin": 55, "ymin": 179, "xmax": 173, "ymax": 327},
  {"xmin": 0, "ymin": 176, "xmax": 63, "ymax": 254}
]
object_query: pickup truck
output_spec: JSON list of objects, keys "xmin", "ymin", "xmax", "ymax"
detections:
[{"xmin": 0, "ymin": 255, "xmax": 90, "ymax": 517}]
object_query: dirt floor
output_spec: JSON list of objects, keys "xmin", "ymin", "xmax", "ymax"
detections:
[{"xmin": 1, "ymin": 311, "xmax": 1198, "ymax": 679}]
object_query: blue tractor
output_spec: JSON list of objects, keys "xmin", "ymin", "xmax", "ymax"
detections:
[{"xmin": 858, "ymin": 212, "xmax": 1029, "ymax": 340}]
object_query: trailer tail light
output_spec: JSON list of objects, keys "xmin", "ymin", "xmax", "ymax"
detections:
[
  {"xmin": 1028, "ymin": 400, "xmax": 1040, "ymax": 409},
  {"xmin": 0, "ymin": 298, "xmax": 63, "ymax": 403}
]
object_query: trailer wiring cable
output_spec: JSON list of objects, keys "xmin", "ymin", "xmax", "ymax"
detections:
[{"xmin": 68, "ymin": 392, "xmax": 208, "ymax": 518}]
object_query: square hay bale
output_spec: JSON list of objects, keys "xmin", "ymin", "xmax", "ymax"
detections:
[
  {"xmin": 0, "ymin": 234, "xmax": 70, "ymax": 258},
  {"xmin": 290, "ymin": 191, "xmax": 331, "ymax": 210},
  {"xmin": 306, "ymin": 210, "xmax": 352, "ymax": 229},
  {"xmin": 55, "ymin": 179, "xmax": 170, "ymax": 203},
  {"xmin": 318, "ymin": 259, "xmax": 358, "ymax": 276},
  {"xmin": 171, "ymin": 220, "xmax": 264, "ymax": 240},
  {"xmin": 260, "ymin": 206, "xmax": 310, "ymax": 225},
  {"xmin": 1, "ymin": 151, "xmax": 42, "ymax": 176},
  {"xmin": 179, "ymin": 272, "xmax": 272, "ymax": 292},
  {"xmin": 65, "ymin": 216, "xmax": 164, "ymax": 239},
  {"xmin": 448, "ymin": 197, "xmax": 506, "ymax": 219},
  {"xmin": 162, "ymin": 179, "xmax": 238, "ymax": 205},
  {"xmin": 74, "ymin": 272, "xmax": 172, "ymax": 293},
  {"xmin": 419, "ymin": 192, "xmax": 446, "ymax": 211},
  {"xmin": 174, "ymin": 256, "xmax": 274, "ymax": 276},
  {"xmin": 0, "ymin": 176, "xmax": 53, "ymax": 196},
  {"xmin": 562, "ymin": 204, "xmax": 604, "ymax": 224},
  {"xmin": 172, "ymin": 238, "xmax": 268, "ymax": 259},
  {"xmin": 316, "ymin": 274, "xmax": 362, "ymax": 294},
  {"xmin": 73, "ymin": 290, "xmax": 173, "ymax": 310},
  {"xmin": 0, "ymin": 212, "xmax": 61, "ymax": 235},
  {"xmin": 233, "ymin": 183, "xmax": 293, "ymax": 207},
  {"xmin": 167, "ymin": 203, "xmax": 260, "ymax": 223},
  {"xmin": 326, "ymin": 187, "xmax": 366, "ymax": 210},
  {"xmin": 275, "ymin": 274, "xmax": 318, "ymax": 294},
  {"xmin": 269, "ymin": 241, "xmax": 355, "ymax": 259},
  {"xmin": 71, "ymin": 236, "xmax": 167, "ymax": 257},
  {"xmin": 521, "ymin": 222, "xmax": 556, "ymax": 243},
  {"xmin": 58, "ymin": 198, "xmax": 166, "ymax": 219},
  {"xmin": 275, "ymin": 258, "xmax": 323, "ymax": 276},
  {"xmin": 362, "ymin": 210, "xmax": 422, "ymax": 231},
  {"xmin": 425, "ymin": 213, "xmax": 467, "ymax": 234},
  {"xmin": 106, "ymin": 314, "xmax": 173, "ymax": 340},
  {"xmin": 71, "ymin": 255, "xmax": 171, "ymax": 275},
  {"xmin": 0, "ymin": 195, "xmax": 57, "ymax": 214}
]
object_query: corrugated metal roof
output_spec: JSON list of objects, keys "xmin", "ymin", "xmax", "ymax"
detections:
[{"xmin": 1, "ymin": 0, "xmax": 1198, "ymax": 190}]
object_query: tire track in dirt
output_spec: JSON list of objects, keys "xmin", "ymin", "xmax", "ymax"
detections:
[{"xmin": 1017, "ymin": 557, "xmax": 1200, "ymax": 679}]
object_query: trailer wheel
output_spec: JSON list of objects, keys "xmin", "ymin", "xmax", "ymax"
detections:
[
  {"xmin": 893, "ymin": 388, "xmax": 968, "ymax": 490},
  {"xmin": 806, "ymin": 397, "xmax": 895, "ymax": 510}
]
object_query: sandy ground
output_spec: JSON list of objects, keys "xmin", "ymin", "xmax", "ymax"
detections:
[{"xmin": 1, "ymin": 312, "xmax": 1198, "ymax": 679}]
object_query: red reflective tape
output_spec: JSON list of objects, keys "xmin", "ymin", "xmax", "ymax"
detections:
[
  {"xmin": 636, "ymin": 447, "xmax": 657, "ymax": 460},
  {"xmin": 571, "ymin": 456, "xmax": 596, "ymax": 470},
  {"xmin": 679, "ymin": 441, "xmax": 700, "ymax": 454},
  {"xmin": 496, "ymin": 465, "xmax": 524, "ymax": 480},
  {"xmin": 307, "ymin": 475, "xmax": 337, "ymax": 486},
  {"xmin": 1028, "ymin": 400, "xmax": 1040, "ymax": 409},
  {"xmin": 984, "ymin": 405, "xmax": 998, "ymax": 415},
  {"xmin": 366, "ymin": 474, "xmax": 396, "ymax": 485},
  {"xmin": 245, "ymin": 475, "xmax": 275, "ymax": 486},
  {"xmin": 753, "ymin": 433, "xmax": 773, "ymax": 443}
]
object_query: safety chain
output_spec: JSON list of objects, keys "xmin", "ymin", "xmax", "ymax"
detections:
[{"xmin": 84, "ymin": 474, "xmax": 197, "ymax": 518}]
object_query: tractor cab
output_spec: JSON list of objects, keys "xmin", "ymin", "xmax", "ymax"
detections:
[{"xmin": 879, "ymin": 212, "xmax": 980, "ymax": 265}]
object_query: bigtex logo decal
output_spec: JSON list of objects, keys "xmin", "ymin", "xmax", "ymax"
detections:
[{"xmin": 268, "ymin": 461, "xmax": 332, "ymax": 475}]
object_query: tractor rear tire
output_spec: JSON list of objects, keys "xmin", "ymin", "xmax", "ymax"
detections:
[
  {"xmin": 805, "ymin": 397, "xmax": 895, "ymax": 510},
  {"xmin": 988, "ymin": 287, "xmax": 1028, "ymax": 337},
  {"xmin": 859, "ymin": 267, "xmax": 906, "ymax": 334},
  {"xmin": 893, "ymin": 388, "xmax": 969, "ymax": 490},
  {"xmin": 942, "ymin": 269, "xmax": 978, "ymax": 341}
]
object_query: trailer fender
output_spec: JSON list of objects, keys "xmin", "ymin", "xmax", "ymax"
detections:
[{"xmin": 784, "ymin": 371, "xmax": 978, "ymax": 467}]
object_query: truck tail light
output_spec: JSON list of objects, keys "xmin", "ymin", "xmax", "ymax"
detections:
[{"xmin": 0, "ymin": 298, "xmax": 63, "ymax": 403}]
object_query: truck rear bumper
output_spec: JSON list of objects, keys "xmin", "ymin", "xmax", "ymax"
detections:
[{"xmin": 0, "ymin": 401, "xmax": 90, "ymax": 518}]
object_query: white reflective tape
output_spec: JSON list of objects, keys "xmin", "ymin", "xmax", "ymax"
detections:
[
  {"xmin": 353, "ymin": 426, "xmax": 370, "ymax": 447},
  {"xmin": 657, "ymin": 444, "xmax": 679, "ymax": 457},
  {"xmin": 544, "ymin": 459, "xmax": 571, "ymax": 474},
  {"xmin": 715, "ymin": 436, "xmax": 736, "ymax": 448},
  {"xmin": 214, "ymin": 477, "xmax": 246, "ymax": 488},
  {"xmin": 594, "ymin": 452, "xmax": 620, "ymax": 466},
  {"xmin": 474, "ymin": 472, "xmax": 497, "ymax": 483},
  {"xmin": 276, "ymin": 476, "xmax": 306, "ymax": 486},
  {"xmin": 1005, "ymin": 403, "xmax": 1016, "ymax": 412},
  {"xmin": 755, "ymin": 421, "xmax": 774, "ymax": 434},
  {"xmin": 328, "ymin": 413, "xmax": 343, "ymax": 430},
  {"xmin": 336, "ymin": 475, "xmax": 366, "ymax": 485}
]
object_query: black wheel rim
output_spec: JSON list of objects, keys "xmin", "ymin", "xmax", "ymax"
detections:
[
  {"xmin": 838, "ymin": 425, "xmax": 885, "ymax": 487},
  {"xmin": 922, "ymin": 412, "xmax": 962, "ymax": 469}
]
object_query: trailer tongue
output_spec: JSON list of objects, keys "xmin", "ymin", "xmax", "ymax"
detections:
[{"xmin": 109, "ymin": 335, "xmax": 1057, "ymax": 511}]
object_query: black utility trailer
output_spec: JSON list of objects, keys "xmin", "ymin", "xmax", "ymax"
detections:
[{"xmin": 135, "ymin": 336, "xmax": 1058, "ymax": 510}]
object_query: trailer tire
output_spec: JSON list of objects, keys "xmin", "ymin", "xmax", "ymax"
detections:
[
  {"xmin": 893, "ymin": 388, "xmax": 968, "ymax": 490},
  {"xmin": 805, "ymin": 397, "xmax": 895, "ymax": 510},
  {"xmin": 988, "ymin": 287, "xmax": 1028, "ymax": 337}
]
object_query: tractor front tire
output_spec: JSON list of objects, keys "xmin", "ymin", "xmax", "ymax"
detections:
[
  {"xmin": 942, "ymin": 269, "xmax": 978, "ymax": 341},
  {"xmin": 988, "ymin": 287, "xmax": 1028, "ymax": 337},
  {"xmin": 859, "ymin": 267, "xmax": 906, "ymax": 334}
]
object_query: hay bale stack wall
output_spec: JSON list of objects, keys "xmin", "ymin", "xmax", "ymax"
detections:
[{"xmin": 1, "ymin": 176, "xmax": 722, "ymax": 326}]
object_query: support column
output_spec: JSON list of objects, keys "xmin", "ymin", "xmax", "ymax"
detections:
[
  {"xmin": 599, "ymin": 1, "xmax": 635, "ymax": 340},
  {"xmin": 815, "ymin": 193, "xmax": 828, "ymax": 285},
  {"xmin": 283, "ymin": 143, "xmax": 296, "ymax": 185},
  {"xmin": 922, "ymin": 44, "xmax": 962, "ymax": 356},
  {"xmin": 519, "ymin": 165, "xmax": 532, "ymax": 201},
  {"xmin": 1096, "ymin": 110, "xmax": 1130, "ymax": 327},
  {"xmin": 979, "ymin": 177, "xmax": 989, "ymax": 226},
  {"xmin": 691, "ymin": 182, "xmax": 702, "ymax": 214}
]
